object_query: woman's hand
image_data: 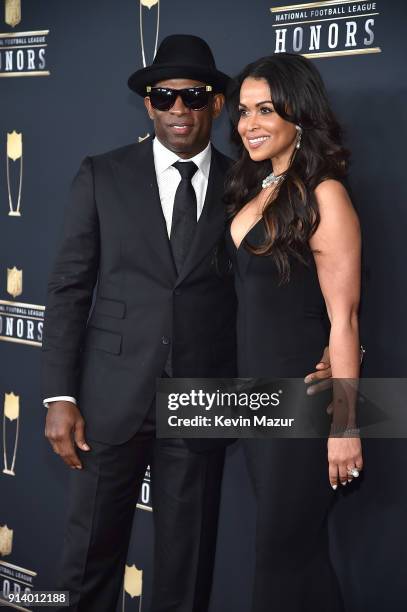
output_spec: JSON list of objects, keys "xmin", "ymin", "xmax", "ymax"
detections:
[{"xmin": 327, "ymin": 436, "xmax": 363, "ymax": 489}]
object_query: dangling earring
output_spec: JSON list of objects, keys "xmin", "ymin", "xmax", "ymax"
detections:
[{"xmin": 295, "ymin": 125, "xmax": 302, "ymax": 149}]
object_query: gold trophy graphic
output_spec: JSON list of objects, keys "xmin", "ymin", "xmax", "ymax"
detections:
[
  {"xmin": 4, "ymin": 0, "xmax": 21, "ymax": 28},
  {"xmin": 7, "ymin": 267, "xmax": 23, "ymax": 298},
  {"xmin": 0, "ymin": 524, "xmax": 13, "ymax": 556},
  {"xmin": 7, "ymin": 131, "xmax": 23, "ymax": 216},
  {"xmin": 3, "ymin": 392, "xmax": 20, "ymax": 476},
  {"xmin": 122, "ymin": 564, "xmax": 143, "ymax": 611},
  {"xmin": 139, "ymin": 0, "xmax": 160, "ymax": 68}
]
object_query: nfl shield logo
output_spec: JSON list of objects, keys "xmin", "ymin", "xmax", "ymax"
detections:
[
  {"xmin": 0, "ymin": 525, "xmax": 13, "ymax": 557},
  {"xmin": 7, "ymin": 131, "xmax": 22, "ymax": 161},
  {"xmin": 7, "ymin": 267, "xmax": 23, "ymax": 298},
  {"xmin": 4, "ymin": 392, "xmax": 20, "ymax": 421},
  {"xmin": 5, "ymin": 0, "xmax": 21, "ymax": 28},
  {"xmin": 141, "ymin": 0, "xmax": 159, "ymax": 8},
  {"xmin": 124, "ymin": 564, "xmax": 143, "ymax": 598}
]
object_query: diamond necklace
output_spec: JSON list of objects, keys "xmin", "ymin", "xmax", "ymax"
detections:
[{"xmin": 262, "ymin": 171, "xmax": 285, "ymax": 189}]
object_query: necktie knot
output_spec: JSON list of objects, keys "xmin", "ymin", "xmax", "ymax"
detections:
[{"xmin": 173, "ymin": 160, "xmax": 198, "ymax": 181}]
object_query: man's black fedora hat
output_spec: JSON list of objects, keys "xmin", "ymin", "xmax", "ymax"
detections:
[{"xmin": 128, "ymin": 34, "xmax": 230, "ymax": 96}]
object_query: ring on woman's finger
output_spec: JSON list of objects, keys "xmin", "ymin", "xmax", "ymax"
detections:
[{"xmin": 347, "ymin": 467, "xmax": 360, "ymax": 477}]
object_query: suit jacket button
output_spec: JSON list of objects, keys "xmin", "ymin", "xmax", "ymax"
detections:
[
  {"xmin": 174, "ymin": 289, "xmax": 181, "ymax": 296},
  {"xmin": 161, "ymin": 336, "xmax": 170, "ymax": 345}
]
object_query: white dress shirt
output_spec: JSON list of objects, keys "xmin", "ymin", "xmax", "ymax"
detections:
[
  {"xmin": 43, "ymin": 136, "xmax": 212, "ymax": 408},
  {"xmin": 153, "ymin": 136, "xmax": 211, "ymax": 235}
]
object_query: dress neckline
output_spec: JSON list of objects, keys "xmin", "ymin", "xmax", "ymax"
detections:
[{"xmin": 229, "ymin": 217, "xmax": 263, "ymax": 251}]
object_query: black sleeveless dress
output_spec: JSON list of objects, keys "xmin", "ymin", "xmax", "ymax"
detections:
[
  {"xmin": 227, "ymin": 217, "xmax": 329, "ymax": 378},
  {"xmin": 226, "ymin": 218, "xmax": 345, "ymax": 612}
]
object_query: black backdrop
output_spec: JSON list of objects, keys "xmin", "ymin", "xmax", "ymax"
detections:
[{"xmin": 1, "ymin": 1, "xmax": 406, "ymax": 611}]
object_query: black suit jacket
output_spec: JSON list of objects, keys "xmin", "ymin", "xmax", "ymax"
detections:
[{"xmin": 41, "ymin": 138, "xmax": 237, "ymax": 445}]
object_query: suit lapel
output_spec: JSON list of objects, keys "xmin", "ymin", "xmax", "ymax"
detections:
[
  {"xmin": 111, "ymin": 138, "xmax": 177, "ymax": 284},
  {"xmin": 175, "ymin": 146, "xmax": 227, "ymax": 287}
]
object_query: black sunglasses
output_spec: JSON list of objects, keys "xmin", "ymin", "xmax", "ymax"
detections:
[{"xmin": 146, "ymin": 85, "xmax": 213, "ymax": 111}]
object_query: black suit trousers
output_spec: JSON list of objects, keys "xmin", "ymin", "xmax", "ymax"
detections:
[{"xmin": 56, "ymin": 406, "xmax": 225, "ymax": 612}]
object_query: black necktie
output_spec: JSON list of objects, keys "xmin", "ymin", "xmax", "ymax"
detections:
[{"xmin": 170, "ymin": 161, "xmax": 198, "ymax": 273}]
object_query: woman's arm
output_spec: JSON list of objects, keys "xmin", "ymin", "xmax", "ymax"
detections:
[
  {"xmin": 310, "ymin": 179, "xmax": 363, "ymax": 488},
  {"xmin": 310, "ymin": 179, "xmax": 361, "ymax": 378}
]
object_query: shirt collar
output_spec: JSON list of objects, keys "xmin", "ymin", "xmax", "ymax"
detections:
[{"xmin": 153, "ymin": 136, "xmax": 211, "ymax": 180}]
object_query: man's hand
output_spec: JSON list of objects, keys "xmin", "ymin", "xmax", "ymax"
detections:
[
  {"xmin": 304, "ymin": 346, "xmax": 332, "ymax": 395},
  {"xmin": 45, "ymin": 401, "xmax": 90, "ymax": 469}
]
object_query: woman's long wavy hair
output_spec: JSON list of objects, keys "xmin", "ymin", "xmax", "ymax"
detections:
[{"xmin": 224, "ymin": 53, "xmax": 350, "ymax": 283}]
